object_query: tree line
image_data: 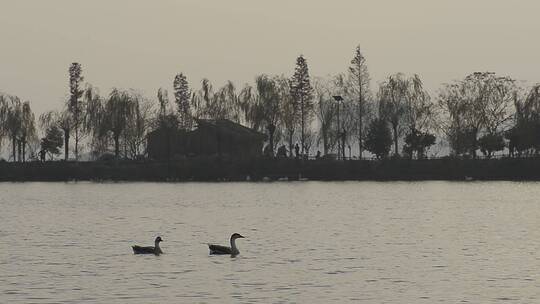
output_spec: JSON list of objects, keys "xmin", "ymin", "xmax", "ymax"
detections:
[{"xmin": 1, "ymin": 45, "xmax": 540, "ymax": 162}]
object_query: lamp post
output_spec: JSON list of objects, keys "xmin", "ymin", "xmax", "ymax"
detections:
[{"xmin": 333, "ymin": 95, "xmax": 343, "ymax": 160}]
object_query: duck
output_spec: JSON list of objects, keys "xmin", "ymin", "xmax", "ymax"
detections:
[
  {"xmin": 208, "ymin": 233, "xmax": 245, "ymax": 255},
  {"xmin": 132, "ymin": 236, "xmax": 163, "ymax": 255}
]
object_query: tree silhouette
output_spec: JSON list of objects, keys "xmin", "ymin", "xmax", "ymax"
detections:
[
  {"xmin": 105, "ymin": 89, "xmax": 134, "ymax": 158},
  {"xmin": 290, "ymin": 55, "xmax": 314, "ymax": 155},
  {"xmin": 439, "ymin": 72, "xmax": 517, "ymax": 157},
  {"xmin": 19, "ymin": 101, "xmax": 36, "ymax": 162},
  {"xmin": 379, "ymin": 73, "xmax": 408, "ymax": 157},
  {"xmin": 348, "ymin": 45, "xmax": 371, "ymax": 158},
  {"xmin": 365, "ymin": 118, "xmax": 392, "ymax": 159},
  {"xmin": 403, "ymin": 128, "xmax": 436, "ymax": 159},
  {"xmin": 40, "ymin": 125, "xmax": 63, "ymax": 160},
  {"xmin": 68, "ymin": 62, "xmax": 84, "ymax": 160},
  {"xmin": 173, "ymin": 73, "xmax": 192, "ymax": 129},
  {"xmin": 313, "ymin": 77, "xmax": 337, "ymax": 155},
  {"xmin": 279, "ymin": 76, "xmax": 297, "ymax": 157},
  {"xmin": 255, "ymin": 75, "xmax": 281, "ymax": 155}
]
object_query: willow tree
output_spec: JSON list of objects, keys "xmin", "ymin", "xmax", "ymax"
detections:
[
  {"xmin": 508, "ymin": 85, "xmax": 540, "ymax": 155},
  {"xmin": 190, "ymin": 79, "xmax": 241, "ymax": 122},
  {"xmin": 5, "ymin": 96, "xmax": 22, "ymax": 161},
  {"xmin": 278, "ymin": 76, "xmax": 297, "ymax": 157},
  {"xmin": 439, "ymin": 72, "xmax": 516, "ymax": 157},
  {"xmin": 313, "ymin": 77, "xmax": 337, "ymax": 155},
  {"xmin": 83, "ymin": 85, "xmax": 106, "ymax": 157},
  {"xmin": 333, "ymin": 73, "xmax": 357, "ymax": 159},
  {"xmin": 0, "ymin": 94, "xmax": 8, "ymax": 152},
  {"xmin": 157, "ymin": 87, "xmax": 171, "ymax": 123},
  {"xmin": 58, "ymin": 111, "xmax": 72, "ymax": 160},
  {"xmin": 238, "ymin": 83, "xmax": 260, "ymax": 129},
  {"xmin": 105, "ymin": 89, "xmax": 134, "ymax": 158},
  {"xmin": 379, "ymin": 73, "xmax": 409, "ymax": 156},
  {"xmin": 255, "ymin": 75, "xmax": 281, "ymax": 155},
  {"xmin": 348, "ymin": 45, "xmax": 371, "ymax": 158},
  {"xmin": 124, "ymin": 92, "xmax": 153, "ymax": 158},
  {"xmin": 214, "ymin": 81, "xmax": 241, "ymax": 122},
  {"xmin": 173, "ymin": 73, "xmax": 192, "ymax": 129},
  {"xmin": 290, "ymin": 55, "xmax": 314, "ymax": 154},
  {"xmin": 191, "ymin": 78, "xmax": 213, "ymax": 120},
  {"xmin": 402, "ymin": 75, "xmax": 436, "ymax": 159},
  {"xmin": 68, "ymin": 62, "xmax": 84, "ymax": 160},
  {"xmin": 19, "ymin": 101, "xmax": 36, "ymax": 162}
]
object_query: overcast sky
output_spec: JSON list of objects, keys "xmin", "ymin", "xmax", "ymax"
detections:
[{"xmin": 1, "ymin": 0, "xmax": 539, "ymax": 116}]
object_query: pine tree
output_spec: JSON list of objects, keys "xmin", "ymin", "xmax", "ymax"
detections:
[
  {"xmin": 173, "ymin": 73, "xmax": 191, "ymax": 129},
  {"xmin": 349, "ymin": 45, "xmax": 371, "ymax": 158},
  {"xmin": 68, "ymin": 62, "xmax": 84, "ymax": 160},
  {"xmin": 290, "ymin": 55, "xmax": 314, "ymax": 155}
]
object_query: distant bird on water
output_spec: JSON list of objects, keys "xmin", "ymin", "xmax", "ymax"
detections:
[
  {"xmin": 132, "ymin": 236, "xmax": 163, "ymax": 255},
  {"xmin": 208, "ymin": 233, "xmax": 245, "ymax": 256}
]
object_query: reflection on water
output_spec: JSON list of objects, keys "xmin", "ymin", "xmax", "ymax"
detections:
[{"xmin": 0, "ymin": 181, "xmax": 539, "ymax": 303}]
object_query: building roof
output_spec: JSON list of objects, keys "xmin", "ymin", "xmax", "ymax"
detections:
[{"xmin": 196, "ymin": 119, "xmax": 266, "ymax": 140}]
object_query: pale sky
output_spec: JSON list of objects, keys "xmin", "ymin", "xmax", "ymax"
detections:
[{"xmin": 1, "ymin": 0, "xmax": 539, "ymax": 116}]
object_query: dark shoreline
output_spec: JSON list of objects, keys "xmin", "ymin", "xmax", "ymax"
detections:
[{"xmin": 2, "ymin": 157, "xmax": 540, "ymax": 182}]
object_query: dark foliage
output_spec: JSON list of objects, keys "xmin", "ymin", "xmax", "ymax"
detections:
[
  {"xmin": 403, "ymin": 128, "xmax": 436, "ymax": 159},
  {"xmin": 40, "ymin": 125, "xmax": 63, "ymax": 159},
  {"xmin": 478, "ymin": 133, "xmax": 505, "ymax": 158},
  {"xmin": 365, "ymin": 118, "xmax": 392, "ymax": 159}
]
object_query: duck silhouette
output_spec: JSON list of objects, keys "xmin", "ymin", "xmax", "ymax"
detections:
[
  {"xmin": 132, "ymin": 236, "xmax": 163, "ymax": 255},
  {"xmin": 208, "ymin": 233, "xmax": 245, "ymax": 256}
]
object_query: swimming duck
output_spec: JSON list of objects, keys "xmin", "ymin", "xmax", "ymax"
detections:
[
  {"xmin": 132, "ymin": 236, "xmax": 163, "ymax": 255},
  {"xmin": 208, "ymin": 233, "xmax": 245, "ymax": 255}
]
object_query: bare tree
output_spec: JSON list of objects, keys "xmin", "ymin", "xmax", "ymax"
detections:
[{"xmin": 124, "ymin": 92, "xmax": 154, "ymax": 158}]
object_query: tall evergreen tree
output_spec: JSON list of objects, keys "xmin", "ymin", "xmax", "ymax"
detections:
[
  {"xmin": 290, "ymin": 55, "xmax": 314, "ymax": 155},
  {"xmin": 365, "ymin": 118, "xmax": 392, "ymax": 159},
  {"xmin": 349, "ymin": 45, "xmax": 371, "ymax": 158},
  {"xmin": 173, "ymin": 73, "xmax": 192, "ymax": 129},
  {"xmin": 68, "ymin": 62, "xmax": 84, "ymax": 160}
]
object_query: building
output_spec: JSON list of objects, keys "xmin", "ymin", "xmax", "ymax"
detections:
[{"xmin": 147, "ymin": 119, "xmax": 266, "ymax": 160}]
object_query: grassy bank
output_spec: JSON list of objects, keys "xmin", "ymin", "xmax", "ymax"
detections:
[{"xmin": 1, "ymin": 157, "xmax": 540, "ymax": 181}]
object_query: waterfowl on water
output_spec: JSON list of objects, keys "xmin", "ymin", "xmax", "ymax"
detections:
[
  {"xmin": 132, "ymin": 236, "xmax": 163, "ymax": 255},
  {"xmin": 208, "ymin": 233, "xmax": 245, "ymax": 255}
]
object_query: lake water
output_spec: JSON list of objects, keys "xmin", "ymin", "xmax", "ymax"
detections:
[{"xmin": 0, "ymin": 182, "xmax": 539, "ymax": 303}]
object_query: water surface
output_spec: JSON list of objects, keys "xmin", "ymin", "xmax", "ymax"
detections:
[{"xmin": 1, "ymin": 182, "xmax": 539, "ymax": 303}]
